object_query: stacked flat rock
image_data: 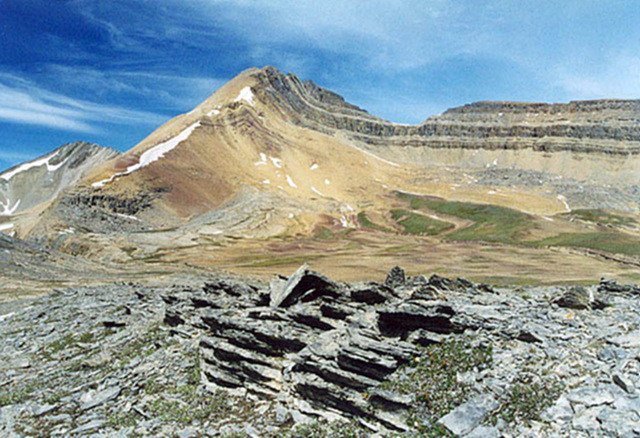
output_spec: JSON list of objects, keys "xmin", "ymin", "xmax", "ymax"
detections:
[{"xmin": 2, "ymin": 268, "xmax": 640, "ymax": 437}]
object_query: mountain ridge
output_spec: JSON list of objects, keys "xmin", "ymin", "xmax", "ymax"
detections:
[{"xmin": 3, "ymin": 66, "xmax": 640, "ymax": 287}]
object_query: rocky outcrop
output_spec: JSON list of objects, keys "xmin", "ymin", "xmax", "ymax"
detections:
[
  {"xmin": 254, "ymin": 67, "xmax": 640, "ymax": 156},
  {"xmin": 3, "ymin": 267, "xmax": 640, "ymax": 436}
]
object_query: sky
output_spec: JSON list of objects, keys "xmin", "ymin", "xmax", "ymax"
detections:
[{"xmin": 0, "ymin": 0, "xmax": 639, "ymax": 171}]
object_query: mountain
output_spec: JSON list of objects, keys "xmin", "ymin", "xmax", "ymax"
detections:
[
  {"xmin": 0, "ymin": 142, "xmax": 119, "ymax": 235},
  {"xmin": 6, "ymin": 67, "xmax": 640, "ymax": 284}
]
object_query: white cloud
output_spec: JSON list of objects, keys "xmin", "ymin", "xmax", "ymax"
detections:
[
  {"xmin": 185, "ymin": 0, "xmax": 479, "ymax": 71},
  {"xmin": 555, "ymin": 54, "xmax": 640, "ymax": 100},
  {"xmin": 0, "ymin": 74, "xmax": 167, "ymax": 133},
  {"xmin": 44, "ymin": 65, "xmax": 226, "ymax": 109}
]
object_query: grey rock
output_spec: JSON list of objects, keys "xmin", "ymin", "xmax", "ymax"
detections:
[
  {"xmin": 597, "ymin": 406, "xmax": 640, "ymax": 437},
  {"xmin": 572, "ymin": 406, "xmax": 604, "ymax": 432},
  {"xmin": 275, "ymin": 404, "xmax": 290, "ymax": 424},
  {"xmin": 385, "ymin": 266, "xmax": 405, "ymax": 289},
  {"xmin": 609, "ymin": 330, "xmax": 640, "ymax": 348},
  {"xmin": 567, "ymin": 386, "xmax": 614, "ymax": 407},
  {"xmin": 599, "ymin": 278, "xmax": 640, "ymax": 296},
  {"xmin": 81, "ymin": 386, "xmax": 121, "ymax": 411},
  {"xmin": 270, "ymin": 264, "xmax": 340, "ymax": 307},
  {"xmin": 427, "ymin": 274, "xmax": 474, "ymax": 293},
  {"xmin": 350, "ymin": 282, "xmax": 395, "ymax": 304},
  {"xmin": 554, "ymin": 286, "xmax": 592, "ymax": 310},
  {"xmin": 612, "ymin": 372, "xmax": 635, "ymax": 394},
  {"xmin": 437, "ymin": 394, "xmax": 499, "ymax": 436},
  {"xmin": 68, "ymin": 419, "xmax": 105, "ymax": 435},
  {"xmin": 377, "ymin": 301, "xmax": 465, "ymax": 336},
  {"xmin": 31, "ymin": 403, "xmax": 56, "ymax": 417},
  {"xmin": 464, "ymin": 425, "xmax": 500, "ymax": 438}
]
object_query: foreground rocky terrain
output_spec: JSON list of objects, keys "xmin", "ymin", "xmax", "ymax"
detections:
[{"xmin": 2, "ymin": 266, "xmax": 640, "ymax": 437}]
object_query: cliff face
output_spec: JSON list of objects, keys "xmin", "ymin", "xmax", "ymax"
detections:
[{"xmin": 254, "ymin": 67, "xmax": 640, "ymax": 155}]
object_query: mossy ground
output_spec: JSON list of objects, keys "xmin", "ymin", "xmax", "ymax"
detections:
[
  {"xmin": 390, "ymin": 209, "xmax": 455, "ymax": 236},
  {"xmin": 396, "ymin": 192, "xmax": 640, "ymax": 256}
]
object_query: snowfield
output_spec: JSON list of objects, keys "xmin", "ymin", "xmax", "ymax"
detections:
[
  {"xmin": 234, "ymin": 87, "xmax": 255, "ymax": 106},
  {"xmin": 93, "ymin": 122, "xmax": 201, "ymax": 188},
  {"xmin": 1, "ymin": 151, "xmax": 66, "ymax": 181}
]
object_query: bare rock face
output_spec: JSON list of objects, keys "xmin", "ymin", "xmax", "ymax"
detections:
[
  {"xmin": 253, "ymin": 67, "xmax": 640, "ymax": 157},
  {"xmin": 0, "ymin": 142, "xmax": 120, "ymax": 217}
]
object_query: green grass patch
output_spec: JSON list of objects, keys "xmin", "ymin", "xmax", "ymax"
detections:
[
  {"xmin": 357, "ymin": 211, "xmax": 391, "ymax": 232},
  {"xmin": 562, "ymin": 209, "xmax": 637, "ymax": 227},
  {"xmin": 494, "ymin": 379, "xmax": 562, "ymax": 426},
  {"xmin": 0, "ymin": 382, "xmax": 37, "ymax": 407},
  {"xmin": 282, "ymin": 421, "xmax": 367, "ymax": 438},
  {"xmin": 314, "ymin": 227, "xmax": 353, "ymax": 241},
  {"xmin": 240, "ymin": 254, "xmax": 323, "ymax": 268},
  {"xmin": 380, "ymin": 338, "xmax": 493, "ymax": 436},
  {"xmin": 376, "ymin": 244, "xmax": 418, "ymax": 256},
  {"xmin": 147, "ymin": 386, "xmax": 232, "ymax": 425},
  {"xmin": 396, "ymin": 192, "xmax": 532, "ymax": 243},
  {"xmin": 390, "ymin": 209, "xmax": 454, "ymax": 236},
  {"xmin": 531, "ymin": 232, "xmax": 640, "ymax": 257}
]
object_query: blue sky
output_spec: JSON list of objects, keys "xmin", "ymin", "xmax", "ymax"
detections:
[{"xmin": 1, "ymin": 0, "xmax": 639, "ymax": 171}]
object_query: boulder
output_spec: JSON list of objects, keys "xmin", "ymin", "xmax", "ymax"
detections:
[
  {"xmin": 385, "ymin": 266, "xmax": 405, "ymax": 288},
  {"xmin": 554, "ymin": 286, "xmax": 608, "ymax": 310},
  {"xmin": 377, "ymin": 301, "xmax": 464, "ymax": 337},
  {"xmin": 270, "ymin": 264, "xmax": 340, "ymax": 307},
  {"xmin": 350, "ymin": 282, "xmax": 396, "ymax": 304}
]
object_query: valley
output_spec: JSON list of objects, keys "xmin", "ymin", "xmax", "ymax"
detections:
[{"xmin": 1, "ymin": 67, "xmax": 640, "ymax": 299}]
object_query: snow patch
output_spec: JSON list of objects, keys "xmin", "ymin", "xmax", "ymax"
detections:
[
  {"xmin": 288, "ymin": 213, "xmax": 294, "ymax": 219},
  {"xmin": 310, "ymin": 163, "xmax": 319, "ymax": 170},
  {"xmin": 0, "ymin": 198, "xmax": 21, "ymax": 216},
  {"xmin": 58, "ymin": 227, "xmax": 76, "ymax": 235},
  {"xmin": 269, "ymin": 157, "xmax": 282, "ymax": 168},
  {"xmin": 254, "ymin": 153, "xmax": 269, "ymax": 166},
  {"xmin": 0, "ymin": 223, "xmax": 14, "ymax": 232},
  {"xmin": 234, "ymin": 87, "xmax": 255, "ymax": 106},
  {"xmin": 346, "ymin": 144, "xmax": 400, "ymax": 167},
  {"xmin": 286, "ymin": 175, "xmax": 297, "ymax": 188},
  {"xmin": 1, "ymin": 151, "xmax": 66, "ymax": 181},
  {"xmin": 311, "ymin": 187, "xmax": 324, "ymax": 196},
  {"xmin": 262, "ymin": 179, "xmax": 271, "ymax": 184},
  {"xmin": 557, "ymin": 194, "xmax": 571, "ymax": 212},
  {"xmin": 344, "ymin": 204, "xmax": 354, "ymax": 212},
  {"xmin": 324, "ymin": 179, "xmax": 330, "ymax": 185},
  {"xmin": 340, "ymin": 216, "xmax": 348, "ymax": 228},
  {"xmin": 488, "ymin": 190, "xmax": 497, "ymax": 195},
  {"xmin": 93, "ymin": 122, "xmax": 201, "ymax": 188},
  {"xmin": 542, "ymin": 216, "xmax": 555, "ymax": 222},
  {"xmin": 115, "ymin": 213, "xmax": 141, "ymax": 222},
  {"xmin": 207, "ymin": 109, "xmax": 220, "ymax": 116}
]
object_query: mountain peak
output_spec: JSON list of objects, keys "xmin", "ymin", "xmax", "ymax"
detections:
[{"xmin": 0, "ymin": 142, "xmax": 119, "ymax": 220}]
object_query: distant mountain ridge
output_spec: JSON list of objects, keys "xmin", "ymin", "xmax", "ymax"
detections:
[
  {"xmin": 0, "ymin": 142, "xmax": 119, "ymax": 218},
  {"xmin": 252, "ymin": 67, "xmax": 640, "ymax": 155}
]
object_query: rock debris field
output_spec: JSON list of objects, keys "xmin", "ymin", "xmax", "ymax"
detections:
[{"xmin": 1, "ymin": 266, "xmax": 640, "ymax": 437}]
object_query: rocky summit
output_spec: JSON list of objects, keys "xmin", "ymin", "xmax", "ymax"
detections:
[{"xmin": 2, "ymin": 265, "xmax": 640, "ymax": 437}]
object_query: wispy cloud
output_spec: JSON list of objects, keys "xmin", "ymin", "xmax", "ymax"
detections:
[
  {"xmin": 554, "ymin": 54, "xmax": 640, "ymax": 100},
  {"xmin": 0, "ymin": 74, "xmax": 167, "ymax": 133},
  {"xmin": 43, "ymin": 65, "xmax": 225, "ymax": 109},
  {"xmin": 0, "ymin": 150, "xmax": 37, "ymax": 163}
]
